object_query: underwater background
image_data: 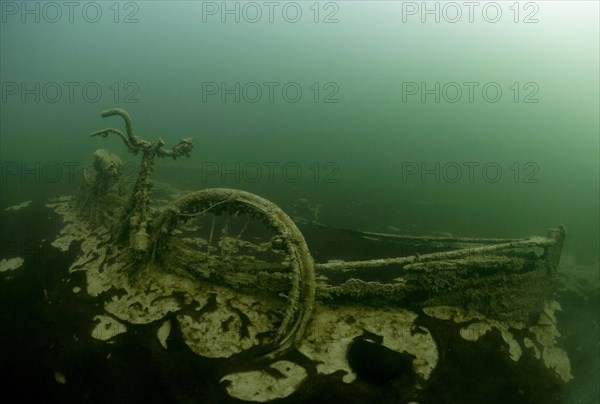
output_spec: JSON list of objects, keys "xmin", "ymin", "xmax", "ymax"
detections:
[
  {"xmin": 1, "ymin": 1, "xmax": 598, "ymax": 261},
  {"xmin": 1, "ymin": 1, "xmax": 598, "ymax": 403}
]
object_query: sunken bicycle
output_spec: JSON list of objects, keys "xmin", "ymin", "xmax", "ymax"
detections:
[{"xmin": 78, "ymin": 108, "xmax": 315, "ymax": 362}]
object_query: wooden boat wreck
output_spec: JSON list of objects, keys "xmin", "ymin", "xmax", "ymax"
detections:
[
  {"xmin": 305, "ymin": 223, "xmax": 566, "ymax": 321},
  {"xmin": 160, "ymin": 215, "xmax": 567, "ymax": 324}
]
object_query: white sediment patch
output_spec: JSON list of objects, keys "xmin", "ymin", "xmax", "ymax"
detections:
[
  {"xmin": 459, "ymin": 322, "xmax": 493, "ymax": 341},
  {"xmin": 177, "ymin": 291, "xmax": 279, "ymax": 358},
  {"xmin": 91, "ymin": 315, "xmax": 127, "ymax": 340},
  {"xmin": 157, "ymin": 320, "xmax": 171, "ymax": 349},
  {"xmin": 299, "ymin": 305, "xmax": 438, "ymax": 383},
  {"xmin": 54, "ymin": 371, "xmax": 66, "ymax": 384},
  {"xmin": 5, "ymin": 200, "xmax": 31, "ymax": 211},
  {"xmin": 525, "ymin": 300, "xmax": 573, "ymax": 382},
  {"xmin": 0, "ymin": 257, "xmax": 24, "ymax": 272},
  {"xmin": 424, "ymin": 302, "xmax": 572, "ymax": 382},
  {"xmin": 221, "ymin": 360, "xmax": 307, "ymax": 402}
]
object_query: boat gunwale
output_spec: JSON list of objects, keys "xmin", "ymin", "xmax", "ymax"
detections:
[{"xmin": 315, "ymin": 227, "xmax": 565, "ymax": 272}]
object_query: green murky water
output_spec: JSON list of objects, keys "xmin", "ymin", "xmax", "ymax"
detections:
[{"xmin": 1, "ymin": 1, "xmax": 598, "ymax": 403}]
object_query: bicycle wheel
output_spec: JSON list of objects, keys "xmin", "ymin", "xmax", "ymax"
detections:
[{"xmin": 150, "ymin": 188, "xmax": 315, "ymax": 362}]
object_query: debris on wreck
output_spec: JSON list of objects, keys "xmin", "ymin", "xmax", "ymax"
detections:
[{"xmin": 0, "ymin": 257, "xmax": 25, "ymax": 273}]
